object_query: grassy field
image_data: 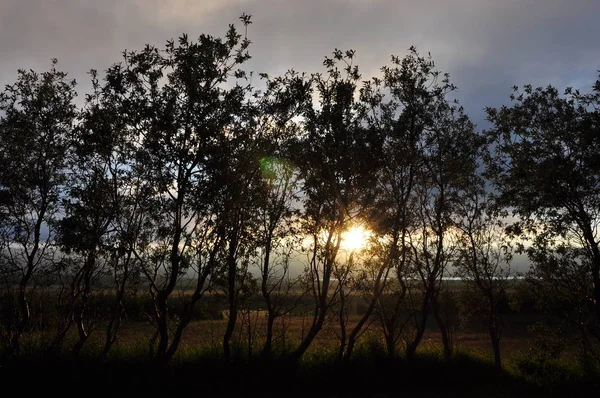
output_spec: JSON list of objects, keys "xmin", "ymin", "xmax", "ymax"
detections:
[
  {"xmin": 3, "ymin": 311, "xmax": 598, "ymax": 397},
  {"xmin": 2, "ymin": 282, "xmax": 598, "ymax": 396}
]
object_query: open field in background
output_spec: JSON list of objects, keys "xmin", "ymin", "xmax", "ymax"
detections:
[
  {"xmin": 1, "ymin": 280, "xmax": 568, "ymax": 360},
  {"xmin": 3, "ymin": 283, "xmax": 597, "ymax": 397}
]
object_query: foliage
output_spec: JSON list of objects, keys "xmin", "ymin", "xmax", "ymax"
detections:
[
  {"xmin": 0, "ymin": 59, "xmax": 77, "ymax": 357},
  {"xmin": 1, "ymin": 15, "xmax": 600, "ymax": 388},
  {"xmin": 486, "ymin": 76, "xmax": 600, "ymax": 366}
]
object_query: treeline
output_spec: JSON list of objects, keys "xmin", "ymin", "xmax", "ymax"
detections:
[{"xmin": 1, "ymin": 15, "xmax": 599, "ymax": 371}]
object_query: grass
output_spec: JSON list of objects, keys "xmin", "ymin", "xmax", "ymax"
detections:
[
  {"xmin": 1, "ymin": 299, "xmax": 597, "ymax": 397},
  {"xmin": 5, "ymin": 346, "xmax": 595, "ymax": 397},
  {"xmin": 3, "ymin": 316, "xmax": 599, "ymax": 397}
]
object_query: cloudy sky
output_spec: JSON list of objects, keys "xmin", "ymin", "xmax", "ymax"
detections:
[
  {"xmin": 4, "ymin": 0, "xmax": 596, "ymax": 273},
  {"xmin": 1, "ymin": 0, "xmax": 599, "ymax": 128}
]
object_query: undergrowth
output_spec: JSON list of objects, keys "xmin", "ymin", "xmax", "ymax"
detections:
[{"xmin": 2, "ymin": 337, "xmax": 598, "ymax": 397}]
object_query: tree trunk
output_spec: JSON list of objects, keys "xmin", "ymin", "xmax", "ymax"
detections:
[
  {"xmin": 260, "ymin": 238, "xmax": 274, "ymax": 358},
  {"xmin": 11, "ymin": 271, "xmax": 32, "ymax": 355},
  {"xmin": 73, "ymin": 253, "xmax": 97, "ymax": 359},
  {"xmin": 432, "ymin": 297, "xmax": 453, "ymax": 360},
  {"xmin": 290, "ymin": 309, "xmax": 326, "ymax": 362},
  {"xmin": 289, "ymin": 232, "xmax": 338, "ymax": 363},
  {"xmin": 154, "ymin": 291, "xmax": 170, "ymax": 363},
  {"xmin": 489, "ymin": 320, "xmax": 502, "ymax": 370},
  {"xmin": 154, "ymin": 198, "xmax": 184, "ymax": 365},
  {"xmin": 406, "ymin": 289, "xmax": 432, "ymax": 359},
  {"xmin": 72, "ymin": 306, "xmax": 88, "ymax": 359},
  {"xmin": 383, "ymin": 320, "xmax": 397, "ymax": 358},
  {"xmin": 102, "ymin": 267, "xmax": 128, "ymax": 359},
  {"xmin": 345, "ymin": 266, "xmax": 390, "ymax": 361},
  {"xmin": 223, "ymin": 235, "xmax": 239, "ymax": 361},
  {"xmin": 261, "ymin": 314, "xmax": 276, "ymax": 358},
  {"xmin": 337, "ymin": 292, "xmax": 347, "ymax": 362}
]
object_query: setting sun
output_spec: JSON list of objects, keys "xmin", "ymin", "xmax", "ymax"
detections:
[{"xmin": 340, "ymin": 225, "xmax": 371, "ymax": 252}]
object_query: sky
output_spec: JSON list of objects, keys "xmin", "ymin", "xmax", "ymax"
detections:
[
  {"xmin": 1, "ymin": 0, "xmax": 600, "ymax": 130},
  {"xmin": 2, "ymin": 0, "xmax": 599, "ymax": 274}
]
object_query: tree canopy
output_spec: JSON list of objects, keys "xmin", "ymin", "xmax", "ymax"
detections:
[{"xmin": 1, "ymin": 15, "xmax": 599, "ymax": 371}]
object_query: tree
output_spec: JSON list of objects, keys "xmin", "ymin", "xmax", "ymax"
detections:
[
  {"xmin": 216, "ymin": 101, "xmax": 264, "ymax": 361},
  {"xmin": 362, "ymin": 48, "xmax": 477, "ymax": 359},
  {"xmin": 252, "ymin": 70, "xmax": 312, "ymax": 358},
  {"xmin": 0, "ymin": 60, "xmax": 77, "ymax": 357},
  {"xmin": 485, "ymin": 77, "xmax": 600, "ymax": 365},
  {"xmin": 330, "ymin": 250, "xmax": 365, "ymax": 361},
  {"xmin": 289, "ymin": 49, "xmax": 375, "ymax": 362},
  {"xmin": 455, "ymin": 186, "xmax": 514, "ymax": 370},
  {"xmin": 408, "ymin": 88, "xmax": 477, "ymax": 360},
  {"xmin": 49, "ymin": 71, "xmax": 115, "ymax": 358},
  {"xmin": 52, "ymin": 68, "xmax": 145, "ymax": 359},
  {"xmin": 357, "ymin": 52, "xmax": 425, "ymax": 357},
  {"xmin": 101, "ymin": 15, "xmax": 253, "ymax": 365},
  {"xmin": 87, "ymin": 66, "xmax": 153, "ymax": 359}
]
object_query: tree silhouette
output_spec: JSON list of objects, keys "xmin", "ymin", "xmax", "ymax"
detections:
[
  {"xmin": 486, "ymin": 77, "xmax": 600, "ymax": 365},
  {"xmin": 98, "ymin": 15, "xmax": 253, "ymax": 365},
  {"xmin": 252, "ymin": 70, "xmax": 311, "ymax": 358},
  {"xmin": 360, "ymin": 48, "xmax": 477, "ymax": 358},
  {"xmin": 2, "ymin": 16, "xmax": 599, "ymax": 389},
  {"xmin": 288, "ymin": 49, "xmax": 375, "ymax": 362},
  {"xmin": 0, "ymin": 60, "xmax": 77, "ymax": 357},
  {"xmin": 455, "ymin": 183, "xmax": 515, "ymax": 370}
]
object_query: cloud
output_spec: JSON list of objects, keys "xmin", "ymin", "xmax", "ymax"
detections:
[
  {"xmin": 0, "ymin": 0, "xmax": 599, "ymax": 127},
  {"xmin": 1, "ymin": 0, "xmax": 597, "ymax": 274}
]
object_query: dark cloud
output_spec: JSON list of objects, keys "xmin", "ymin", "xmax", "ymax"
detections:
[{"xmin": 1, "ymin": 0, "xmax": 599, "ymax": 127}]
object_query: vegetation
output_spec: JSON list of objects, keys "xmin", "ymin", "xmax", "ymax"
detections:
[{"xmin": 1, "ymin": 14, "xmax": 599, "ymax": 395}]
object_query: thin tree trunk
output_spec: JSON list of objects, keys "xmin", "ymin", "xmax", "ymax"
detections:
[
  {"xmin": 345, "ymin": 266, "xmax": 390, "ymax": 360},
  {"xmin": 73, "ymin": 253, "xmax": 97, "ymax": 359},
  {"xmin": 154, "ymin": 291, "xmax": 170, "ymax": 363},
  {"xmin": 261, "ymin": 314, "xmax": 276, "ymax": 358},
  {"xmin": 432, "ymin": 296, "xmax": 453, "ymax": 360},
  {"xmin": 489, "ymin": 324, "xmax": 502, "ymax": 370},
  {"xmin": 383, "ymin": 316, "xmax": 397, "ymax": 357},
  {"xmin": 223, "ymin": 234, "xmax": 239, "ymax": 361},
  {"xmin": 260, "ymin": 236, "xmax": 275, "ymax": 358},
  {"xmin": 337, "ymin": 290, "xmax": 347, "ymax": 362},
  {"xmin": 406, "ymin": 287, "xmax": 433, "ymax": 359},
  {"xmin": 290, "ymin": 309, "xmax": 326, "ymax": 362},
  {"xmin": 164, "ymin": 265, "xmax": 213, "ymax": 362},
  {"xmin": 12, "ymin": 271, "xmax": 33, "ymax": 355},
  {"xmin": 102, "ymin": 263, "xmax": 129, "ymax": 359},
  {"xmin": 154, "ymin": 197, "xmax": 184, "ymax": 365},
  {"xmin": 289, "ymin": 248, "xmax": 336, "ymax": 362}
]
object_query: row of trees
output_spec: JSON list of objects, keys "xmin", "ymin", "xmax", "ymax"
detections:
[{"xmin": 1, "ymin": 16, "xmax": 599, "ymax": 370}]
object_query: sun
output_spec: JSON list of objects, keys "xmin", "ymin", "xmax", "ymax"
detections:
[{"xmin": 340, "ymin": 225, "xmax": 371, "ymax": 252}]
